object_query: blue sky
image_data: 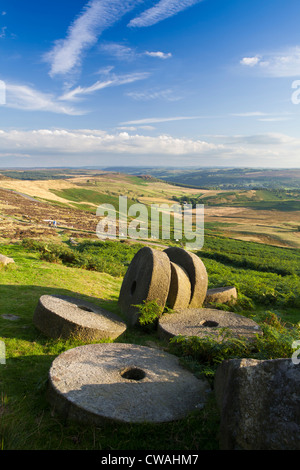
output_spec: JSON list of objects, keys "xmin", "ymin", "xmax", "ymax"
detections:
[{"xmin": 1, "ymin": 0, "xmax": 300, "ymax": 168}]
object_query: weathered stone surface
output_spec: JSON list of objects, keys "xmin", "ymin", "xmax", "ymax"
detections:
[
  {"xmin": 47, "ymin": 343, "xmax": 211, "ymax": 424},
  {"xmin": 214, "ymin": 358, "xmax": 300, "ymax": 450},
  {"xmin": 118, "ymin": 247, "xmax": 171, "ymax": 326},
  {"xmin": 0, "ymin": 254, "xmax": 14, "ymax": 266},
  {"xmin": 33, "ymin": 295, "xmax": 126, "ymax": 341},
  {"xmin": 204, "ymin": 286, "xmax": 237, "ymax": 306},
  {"xmin": 158, "ymin": 308, "xmax": 262, "ymax": 341},
  {"xmin": 166, "ymin": 262, "xmax": 191, "ymax": 310},
  {"xmin": 164, "ymin": 247, "xmax": 208, "ymax": 308}
]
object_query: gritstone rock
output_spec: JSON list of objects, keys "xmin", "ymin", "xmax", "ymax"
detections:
[
  {"xmin": 166, "ymin": 262, "xmax": 191, "ymax": 310},
  {"xmin": 118, "ymin": 246, "xmax": 171, "ymax": 326},
  {"xmin": 47, "ymin": 343, "xmax": 211, "ymax": 424},
  {"xmin": 164, "ymin": 247, "xmax": 208, "ymax": 308},
  {"xmin": 158, "ymin": 308, "xmax": 262, "ymax": 342},
  {"xmin": 0, "ymin": 254, "xmax": 14, "ymax": 266},
  {"xmin": 214, "ymin": 358, "xmax": 300, "ymax": 450},
  {"xmin": 204, "ymin": 286, "xmax": 237, "ymax": 306},
  {"xmin": 33, "ymin": 295, "xmax": 126, "ymax": 341}
]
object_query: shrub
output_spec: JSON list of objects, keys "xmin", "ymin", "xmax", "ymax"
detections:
[{"xmin": 133, "ymin": 300, "xmax": 164, "ymax": 330}]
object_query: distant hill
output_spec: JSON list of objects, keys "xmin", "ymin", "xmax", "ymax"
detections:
[{"xmin": 103, "ymin": 167, "xmax": 300, "ymax": 190}]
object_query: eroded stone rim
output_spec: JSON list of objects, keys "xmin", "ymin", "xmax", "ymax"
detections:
[
  {"xmin": 48, "ymin": 343, "xmax": 210, "ymax": 424},
  {"xmin": 158, "ymin": 308, "xmax": 262, "ymax": 341}
]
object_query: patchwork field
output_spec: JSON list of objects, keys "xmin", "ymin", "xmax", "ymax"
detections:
[{"xmin": 0, "ymin": 170, "xmax": 299, "ymax": 249}]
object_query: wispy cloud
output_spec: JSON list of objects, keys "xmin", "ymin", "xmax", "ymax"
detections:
[
  {"xmin": 230, "ymin": 111, "xmax": 293, "ymax": 122},
  {"xmin": 231, "ymin": 112, "xmax": 269, "ymax": 117},
  {"xmin": 128, "ymin": 0, "xmax": 203, "ymax": 28},
  {"xmin": 240, "ymin": 46, "xmax": 300, "ymax": 77},
  {"xmin": 126, "ymin": 88, "xmax": 181, "ymax": 101},
  {"xmin": 59, "ymin": 72, "xmax": 149, "ymax": 101},
  {"xmin": 5, "ymin": 82, "xmax": 84, "ymax": 115},
  {"xmin": 100, "ymin": 42, "xmax": 172, "ymax": 61},
  {"xmin": 121, "ymin": 115, "xmax": 205, "ymax": 125},
  {"xmin": 0, "ymin": 26, "xmax": 7, "ymax": 38},
  {"xmin": 45, "ymin": 0, "xmax": 143, "ymax": 77},
  {"xmin": 100, "ymin": 42, "xmax": 136, "ymax": 60},
  {"xmin": 44, "ymin": 0, "xmax": 199, "ymax": 77}
]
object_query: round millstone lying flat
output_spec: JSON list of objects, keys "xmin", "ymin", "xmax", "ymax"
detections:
[
  {"xmin": 158, "ymin": 308, "xmax": 262, "ymax": 342},
  {"xmin": 33, "ymin": 295, "xmax": 126, "ymax": 341},
  {"xmin": 118, "ymin": 247, "xmax": 171, "ymax": 326},
  {"xmin": 164, "ymin": 247, "xmax": 208, "ymax": 308},
  {"xmin": 166, "ymin": 262, "xmax": 191, "ymax": 310},
  {"xmin": 0, "ymin": 254, "xmax": 14, "ymax": 266},
  {"xmin": 204, "ymin": 286, "xmax": 237, "ymax": 306},
  {"xmin": 47, "ymin": 343, "xmax": 210, "ymax": 424}
]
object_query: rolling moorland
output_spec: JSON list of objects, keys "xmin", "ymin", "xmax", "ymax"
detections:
[{"xmin": 0, "ymin": 167, "xmax": 299, "ymax": 450}]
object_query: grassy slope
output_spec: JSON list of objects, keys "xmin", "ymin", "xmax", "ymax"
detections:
[
  {"xmin": 0, "ymin": 171, "xmax": 300, "ymax": 450},
  {"xmin": 0, "ymin": 243, "xmax": 220, "ymax": 451},
  {"xmin": 0, "ymin": 234, "xmax": 299, "ymax": 450}
]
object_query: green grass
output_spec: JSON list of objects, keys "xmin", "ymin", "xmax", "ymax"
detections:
[
  {"xmin": 50, "ymin": 188, "xmax": 122, "ymax": 206},
  {"xmin": 0, "ymin": 243, "xmax": 220, "ymax": 450},
  {"xmin": 0, "ymin": 234, "xmax": 299, "ymax": 450}
]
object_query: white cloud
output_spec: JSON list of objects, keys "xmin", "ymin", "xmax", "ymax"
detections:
[
  {"xmin": 0, "ymin": 128, "xmax": 221, "ymax": 157},
  {"xmin": 59, "ymin": 72, "xmax": 149, "ymax": 101},
  {"xmin": 240, "ymin": 46, "xmax": 300, "ymax": 77},
  {"xmin": 240, "ymin": 56, "xmax": 261, "ymax": 67},
  {"xmin": 4, "ymin": 82, "xmax": 84, "ymax": 115},
  {"xmin": 0, "ymin": 128, "xmax": 299, "ymax": 166},
  {"xmin": 45, "ymin": 0, "xmax": 142, "ymax": 76},
  {"xmin": 144, "ymin": 51, "xmax": 172, "ymax": 59},
  {"xmin": 128, "ymin": 0, "xmax": 203, "ymax": 28}
]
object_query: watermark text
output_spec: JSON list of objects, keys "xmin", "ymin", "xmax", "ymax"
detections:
[{"xmin": 96, "ymin": 196, "xmax": 204, "ymax": 250}]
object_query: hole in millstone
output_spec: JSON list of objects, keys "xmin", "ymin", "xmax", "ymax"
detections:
[
  {"xmin": 202, "ymin": 320, "xmax": 219, "ymax": 328},
  {"xmin": 77, "ymin": 305, "xmax": 94, "ymax": 312},
  {"xmin": 130, "ymin": 280, "xmax": 137, "ymax": 296},
  {"xmin": 121, "ymin": 367, "xmax": 146, "ymax": 381}
]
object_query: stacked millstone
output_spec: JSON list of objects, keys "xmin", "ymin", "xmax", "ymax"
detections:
[
  {"xmin": 118, "ymin": 246, "xmax": 261, "ymax": 340},
  {"xmin": 118, "ymin": 246, "xmax": 208, "ymax": 326}
]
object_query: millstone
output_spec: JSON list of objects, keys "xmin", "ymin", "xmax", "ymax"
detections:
[
  {"xmin": 164, "ymin": 247, "xmax": 208, "ymax": 308},
  {"xmin": 204, "ymin": 286, "xmax": 237, "ymax": 306},
  {"xmin": 158, "ymin": 308, "xmax": 262, "ymax": 342},
  {"xmin": 166, "ymin": 262, "xmax": 191, "ymax": 310},
  {"xmin": 47, "ymin": 343, "xmax": 211, "ymax": 424},
  {"xmin": 118, "ymin": 247, "xmax": 171, "ymax": 326},
  {"xmin": 0, "ymin": 254, "xmax": 14, "ymax": 266},
  {"xmin": 33, "ymin": 295, "xmax": 126, "ymax": 341}
]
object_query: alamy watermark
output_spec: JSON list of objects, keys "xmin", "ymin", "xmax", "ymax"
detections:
[
  {"xmin": 291, "ymin": 80, "xmax": 300, "ymax": 104},
  {"xmin": 0, "ymin": 340, "xmax": 5, "ymax": 365},
  {"xmin": 292, "ymin": 340, "xmax": 300, "ymax": 365},
  {"xmin": 96, "ymin": 196, "xmax": 204, "ymax": 250},
  {"xmin": 0, "ymin": 80, "xmax": 6, "ymax": 105}
]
